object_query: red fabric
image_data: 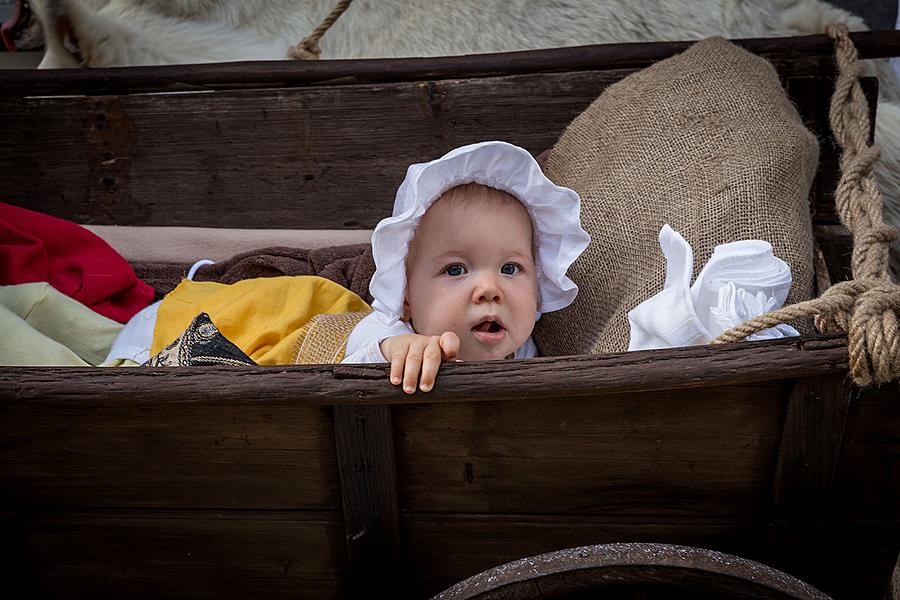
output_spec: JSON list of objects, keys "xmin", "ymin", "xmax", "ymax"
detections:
[{"xmin": 0, "ymin": 202, "xmax": 154, "ymax": 323}]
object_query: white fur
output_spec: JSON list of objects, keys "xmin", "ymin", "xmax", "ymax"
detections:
[
  {"xmin": 23, "ymin": 0, "xmax": 900, "ymax": 279},
  {"xmin": 26, "ymin": 1, "xmax": 884, "ymax": 64},
  {"xmin": 875, "ymin": 102, "xmax": 900, "ymax": 278}
]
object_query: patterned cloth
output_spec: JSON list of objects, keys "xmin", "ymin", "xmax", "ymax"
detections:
[{"xmin": 145, "ymin": 312, "xmax": 255, "ymax": 367}]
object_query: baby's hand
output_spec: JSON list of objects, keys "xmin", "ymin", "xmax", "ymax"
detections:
[{"xmin": 380, "ymin": 332, "xmax": 460, "ymax": 394}]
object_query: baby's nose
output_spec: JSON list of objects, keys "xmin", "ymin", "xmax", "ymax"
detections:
[{"xmin": 472, "ymin": 275, "xmax": 502, "ymax": 303}]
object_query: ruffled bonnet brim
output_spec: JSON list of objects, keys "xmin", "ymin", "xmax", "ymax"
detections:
[{"xmin": 369, "ymin": 141, "xmax": 591, "ymax": 323}]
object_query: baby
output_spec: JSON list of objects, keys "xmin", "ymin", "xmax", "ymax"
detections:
[{"xmin": 342, "ymin": 141, "xmax": 589, "ymax": 393}]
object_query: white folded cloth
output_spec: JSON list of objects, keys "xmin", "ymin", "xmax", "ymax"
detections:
[{"xmin": 628, "ymin": 225, "xmax": 799, "ymax": 351}]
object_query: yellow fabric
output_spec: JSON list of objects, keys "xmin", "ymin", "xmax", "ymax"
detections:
[{"xmin": 152, "ymin": 276, "xmax": 371, "ymax": 365}]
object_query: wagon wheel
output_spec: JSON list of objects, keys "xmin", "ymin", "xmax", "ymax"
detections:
[{"xmin": 432, "ymin": 543, "xmax": 832, "ymax": 600}]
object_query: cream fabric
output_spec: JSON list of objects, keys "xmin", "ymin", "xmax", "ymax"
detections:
[
  {"xmin": 0, "ymin": 283, "xmax": 122, "ymax": 366},
  {"xmin": 84, "ymin": 225, "xmax": 373, "ymax": 263}
]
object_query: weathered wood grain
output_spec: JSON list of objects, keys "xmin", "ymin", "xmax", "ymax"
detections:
[
  {"xmin": 0, "ymin": 336, "xmax": 850, "ymax": 407},
  {"xmin": 0, "ymin": 510, "xmax": 347, "ymax": 600},
  {"xmin": 1, "ymin": 365, "xmax": 894, "ymax": 598},
  {"xmin": 0, "ymin": 70, "xmax": 624, "ymax": 229},
  {"xmin": 393, "ymin": 385, "xmax": 784, "ymax": 516},
  {"xmin": 766, "ymin": 375, "xmax": 853, "ymax": 581},
  {"xmin": 333, "ymin": 405, "xmax": 403, "ymax": 595},
  {"xmin": 401, "ymin": 514, "xmax": 765, "ymax": 598},
  {"xmin": 814, "ymin": 383, "xmax": 900, "ymax": 600},
  {"xmin": 0, "ymin": 404, "xmax": 341, "ymax": 509},
  {"xmin": 814, "ymin": 224, "xmax": 853, "ymax": 283},
  {"xmin": 1, "ymin": 31, "xmax": 898, "ymax": 96},
  {"xmin": 827, "ymin": 383, "xmax": 900, "ymax": 518},
  {"xmin": 0, "ymin": 73, "xmax": 872, "ymax": 232}
]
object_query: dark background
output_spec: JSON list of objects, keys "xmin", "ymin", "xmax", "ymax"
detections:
[{"xmin": 832, "ymin": 0, "xmax": 897, "ymax": 28}]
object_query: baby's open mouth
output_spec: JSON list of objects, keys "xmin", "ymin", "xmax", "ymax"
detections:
[
  {"xmin": 471, "ymin": 318, "xmax": 506, "ymax": 345},
  {"xmin": 473, "ymin": 320, "xmax": 503, "ymax": 333}
]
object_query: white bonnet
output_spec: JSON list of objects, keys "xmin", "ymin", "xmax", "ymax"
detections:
[{"xmin": 369, "ymin": 141, "xmax": 591, "ymax": 324}]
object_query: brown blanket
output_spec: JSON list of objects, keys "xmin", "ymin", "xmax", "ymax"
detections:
[{"xmin": 132, "ymin": 244, "xmax": 376, "ymax": 304}]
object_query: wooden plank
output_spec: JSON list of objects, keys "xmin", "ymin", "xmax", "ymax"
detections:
[
  {"xmin": 766, "ymin": 375, "xmax": 853, "ymax": 581},
  {"xmin": 814, "ymin": 224, "xmax": 853, "ymax": 283},
  {"xmin": 0, "ymin": 70, "xmax": 621, "ymax": 228},
  {"xmin": 1, "ymin": 31, "xmax": 899, "ymax": 96},
  {"xmin": 0, "ymin": 509, "xmax": 347, "ymax": 600},
  {"xmin": 784, "ymin": 73, "xmax": 829, "ymax": 230},
  {"xmin": 818, "ymin": 522, "xmax": 900, "ymax": 600},
  {"xmin": 816, "ymin": 382, "xmax": 900, "ymax": 600},
  {"xmin": 393, "ymin": 385, "xmax": 785, "ymax": 516},
  {"xmin": 0, "ymin": 69, "xmax": 857, "ymax": 232},
  {"xmin": 333, "ymin": 405, "xmax": 403, "ymax": 595},
  {"xmin": 0, "ymin": 404, "xmax": 340, "ymax": 509},
  {"xmin": 827, "ymin": 383, "xmax": 900, "ymax": 518},
  {"xmin": 0, "ymin": 335, "xmax": 851, "ymax": 407},
  {"xmin": 400, "ymin": 513, "xmax": 764, "ymax": 598},
  {"xmin": 0, "ymin": 510, "xmax": 30, "ymax": 593}
]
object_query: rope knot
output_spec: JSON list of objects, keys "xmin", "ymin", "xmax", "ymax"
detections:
[
  {"xmin": 288, "ymin": 38, "xmax": 321, "ymax": 60},
  {"xmin": 288, "ymin": 0, "xmax": 354, "ymax": 61},
  {"xmin": 839, "ymin": 282, "xmax": 900, "ymax": 385},
  {"xmin": 806, "ymin": 280, "xmax": 899, "ymax": 385}
]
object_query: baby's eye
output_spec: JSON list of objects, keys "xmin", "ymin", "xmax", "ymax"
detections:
[
  {"xmin": 500, "ymin": 263, "xmax": 521, "ymax": 275},
  {"xmin": 444, "ymin": 264, "xmax": 466, "ymax": 277}
]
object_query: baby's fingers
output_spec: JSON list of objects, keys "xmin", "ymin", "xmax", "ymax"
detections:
[
  {"xmin": 401, "ymin": 340, "xmax": 427, "ymax": 394},
  {"xmin": 388, "ymin": 339, "xmax": 409, "ymax": 387},
  {"xmin": 439, "ymin": 331, "xmax": 460, "ymax": 362},
  {"xmin": 418, "ymin": 336, "xmax": 444, "ymax": 393}
]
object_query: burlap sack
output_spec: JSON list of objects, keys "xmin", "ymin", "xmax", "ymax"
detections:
[{"xmin": 534, "ymin": 37, "xmax": 819, "ymax": 356}]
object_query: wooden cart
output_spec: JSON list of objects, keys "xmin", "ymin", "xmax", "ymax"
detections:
[{"xmin": 1, "ymin": 33, "xmax": 898, "ymax": 599}]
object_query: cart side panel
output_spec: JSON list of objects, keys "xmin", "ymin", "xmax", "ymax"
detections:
[
  {"xmin": 394, "ymin": 384, "xmax": 785, "ymax": 516},
  {"xmin": 5, "ymin": 510, "xmax": 347, "ymax": 599},
  {"xmin": 0, "ymin": 70, "xmax": 627, "ymax": 229},
  {"xmin": 0, "ymin": 399, "xmax": 348, "ymax": 597},
  {"xmin": 0, "ymin": 403, "xmax": 340, "ymax": 509},
  {"xmin": 819, "ymin": 383, "xmax": 900, "ymax": 600}
]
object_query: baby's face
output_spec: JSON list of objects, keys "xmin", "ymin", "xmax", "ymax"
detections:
[{"xmin": 405, "ymin": 191, "xmax": 538, "ymax": 360}]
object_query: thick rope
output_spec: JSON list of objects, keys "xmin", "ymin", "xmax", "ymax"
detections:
[
  {"xmin": 714, "ymin": 24, "xmax": 900, "ymax": 386},
  {"xmin": 288, "ymin": 0, "xmax": 355, "ymax": 60}
]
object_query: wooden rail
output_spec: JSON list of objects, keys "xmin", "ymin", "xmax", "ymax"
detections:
[
  {"xmin": 0, "ymin": 335, "xmax": 850, "ymax": 406},
  {"xmin": 1, "ymin": 31, "xmax": 899, "ymax": 96}
]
